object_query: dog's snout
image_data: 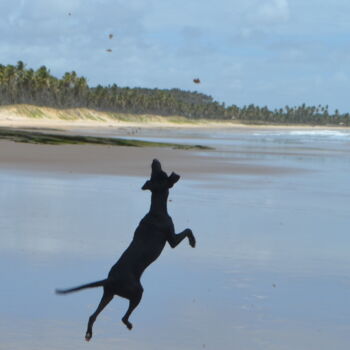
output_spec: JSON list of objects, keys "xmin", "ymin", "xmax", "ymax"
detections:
[{"xmin": 151, "ymin": 159, "xmax": 162, "ymax": 172}]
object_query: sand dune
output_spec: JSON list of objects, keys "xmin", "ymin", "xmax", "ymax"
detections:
[
  {"xmin": 2, "ymin": 104, "xmax": 347, "ymax": 131},
  {"xmin": 0, "ymin": 104, "xmax": 237, "ymax": 129}
]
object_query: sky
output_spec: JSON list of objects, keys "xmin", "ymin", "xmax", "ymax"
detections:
[{"xmin": 1, "ymin": 0, "xmax": 350, "ymax": 112}]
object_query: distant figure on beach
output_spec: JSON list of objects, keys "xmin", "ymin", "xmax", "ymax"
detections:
[
  {"xmin": 56, "ymin": 159, "xmax": 196, "ymax": 341},
  {"xmin": 109, "ymin": 33, "xmax": 113, "ymax": 39},
  {"xmin": 193, "ymin": 78, "xmax": 201, "ymax": 84}
]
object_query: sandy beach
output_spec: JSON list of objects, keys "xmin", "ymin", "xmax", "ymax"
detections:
[{"xmin": 1, "ymin": 105, "xmax": 344, "ymax": 178}]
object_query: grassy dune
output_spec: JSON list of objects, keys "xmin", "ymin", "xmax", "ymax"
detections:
[
  {"xmin": 1, "ymin": 104, "xmax": 347, "ymax": 132},
  {"xmin": 0, "ymin": 104, "xmax": 204, "ymax": 125}
]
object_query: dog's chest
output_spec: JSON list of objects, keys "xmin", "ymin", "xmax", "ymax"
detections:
[{"xmin": 139, "ymin": 214, "xmax": 172, "ymax": 234}]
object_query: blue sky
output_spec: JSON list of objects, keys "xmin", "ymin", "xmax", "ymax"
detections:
[{"xmin": 1, "ymin": 0, "xmax": 350, "ymax": 112}]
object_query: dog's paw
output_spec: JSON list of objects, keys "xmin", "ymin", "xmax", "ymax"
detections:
[
  {"xmin": 85, "ymin": 332, "xmax": 92, "ymax": 342},
  {"xmin": 187, "ymin": 231, "xmax": 196, "ymax": 248},
  {"xmin": 122, "ymin": 318, "xmax": 133, "ymax": 330}
]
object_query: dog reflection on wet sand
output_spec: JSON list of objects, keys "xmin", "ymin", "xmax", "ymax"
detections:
[{"xmin": 56, "ymin": 159, "xmax": 196, "ymax": 341}]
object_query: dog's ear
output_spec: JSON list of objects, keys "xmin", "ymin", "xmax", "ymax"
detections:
[
  {"xmin": 142, "ymin": 180, "xmax": 152, "ymax": 191},
  {"xmin": 168, "ymin": 172, "xmax": 180, "ymax": 188}
]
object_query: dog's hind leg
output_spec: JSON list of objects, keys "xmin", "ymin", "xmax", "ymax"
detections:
[
  {"xmin": 85, "ymin": 289, "xmax": 113, "ymax": 342},
  {"xmin": 121, "ymin": 285, "xmax": 143, "ymax": 330}
]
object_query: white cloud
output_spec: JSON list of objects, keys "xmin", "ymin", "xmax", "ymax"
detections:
[
  {"xmin": 334, "ymin": 71, "xmax": 348, "ymax": 83},
  {"xmin": 235, "ymin": 0, "xmax": 290, "ymax": 41},
  {"xmin": 256, "ymin": 0, "xmax": 290, "ymax": 23}
]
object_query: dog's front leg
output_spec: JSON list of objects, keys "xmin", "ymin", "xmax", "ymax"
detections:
[{"xmin": 167, "ymin": 228, "xmax": 196, "ymax": 248}]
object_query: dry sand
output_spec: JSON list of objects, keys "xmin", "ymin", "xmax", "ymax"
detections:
[{"xmin": 1, "ymin": 104, "xmax": 348, "ymax": 131}]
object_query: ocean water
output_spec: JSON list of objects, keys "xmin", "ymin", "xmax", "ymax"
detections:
[{"xmin": 1, "ymin": 128, "xmax": 350, "ymax": 350}]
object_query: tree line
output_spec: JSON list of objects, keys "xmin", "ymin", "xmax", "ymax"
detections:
[{"xmin": 0, "ymin": 61, "xmax": 349, "ymax": 125}]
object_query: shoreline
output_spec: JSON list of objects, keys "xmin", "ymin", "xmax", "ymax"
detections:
[{"xmin": 0, "ymin": 105, "xmax": 344, "ymax": 179}]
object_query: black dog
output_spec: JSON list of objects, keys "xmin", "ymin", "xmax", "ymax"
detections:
[{"xmin": 56, "ymin": 159, "xmax": 196, "ymax": 341}]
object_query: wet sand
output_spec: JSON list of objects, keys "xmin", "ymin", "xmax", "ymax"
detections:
[
  {"xmin": 1, "ymin": 126, "xmax": 350, "ymax": 350},
  {"xmin": 0, "ymin": 139, "xmax": 302, "ymax": 179}
]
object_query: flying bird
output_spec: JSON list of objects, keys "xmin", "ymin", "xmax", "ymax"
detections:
[
  {"xmin": 109, "ymin": 34, "xmax": 113, "ymax": 39},
  {"xmin": 193, "ymin": 78, "xmax": 201, "ymax": 84},
  {"xmin": 106, "ymin": 49, "xmax": 112, "ymax": 53}
]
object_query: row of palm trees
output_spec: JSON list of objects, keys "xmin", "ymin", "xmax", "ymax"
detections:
[
  {"xmin": 226, "ymin": 104, "xmax": 350, "ymax": 125},
  {"xmin": 0, "ymin": 61, "xmax": 349, "ymax": 125}
]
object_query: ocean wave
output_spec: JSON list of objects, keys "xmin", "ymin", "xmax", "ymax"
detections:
[
  {"xmin": 288, "ymin": 130, "xmax": 349, "ymax": 137},
  {"xmin": 253, "ymin": 130, "xmax": 350, "ymax": 138}
]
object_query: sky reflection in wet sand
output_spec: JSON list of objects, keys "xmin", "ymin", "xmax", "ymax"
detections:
[{"xmin": 1, "ymin": 129, "xmax": 350, "ymax": 349}]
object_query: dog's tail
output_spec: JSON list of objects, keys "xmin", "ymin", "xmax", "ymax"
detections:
[{"xmin": 55, "ymin": 279, "xmax": 107, "ymax": 295}]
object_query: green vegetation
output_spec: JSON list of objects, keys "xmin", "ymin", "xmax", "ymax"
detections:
[
  {"xmin": 0, "ymin": 127, "xmax": 211, "ymax": 149},
  {"xmin": 0, "ymin": 61, "xmax": 349, "ymax": 126}
]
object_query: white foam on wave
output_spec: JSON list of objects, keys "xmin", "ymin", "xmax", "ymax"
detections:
[
  {"xmin": 253, "ymin": 130, "xmax": 350, "ymax": 138},
  {"xmin": 289, "ymin": 130, "xmax": 349, "ymax": 137}
]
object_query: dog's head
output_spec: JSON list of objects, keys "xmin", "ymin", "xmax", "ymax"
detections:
[{"xmin": 142, "ymin": 159, "xmax": 180, "ymax": 192}]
